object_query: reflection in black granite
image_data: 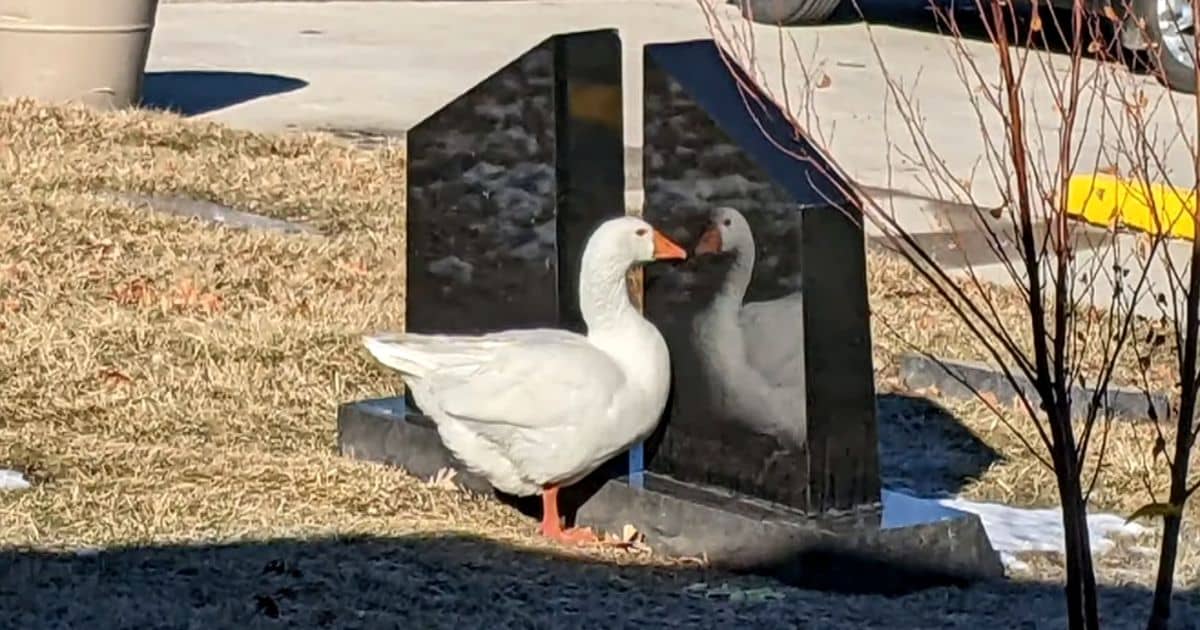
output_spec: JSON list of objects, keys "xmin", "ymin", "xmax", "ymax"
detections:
[
  {"xmin": 640, "ymin": 40, "xmax": 880, "ymax": 514},
  {"xmin": 690, "ymin": 207, "xmax": 806, "ymax": 443},
  {"xmin": 402, "ymin": 30, "xmax": 625, "ymax": 413},
  {"xmin": 406, "ymin": 41, "xmax": 557, "ymax": 336},
  {"xmin": 553, "ymin": 32, "xmax": 627, "ymax": 334}
]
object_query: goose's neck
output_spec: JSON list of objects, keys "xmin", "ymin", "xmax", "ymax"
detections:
[
  {"xmin": 579, "ymin": 251, "xmax": 642, "ymax": 334},
  {"xmin": 713, "ymin": 246, "xmax": 754, "ymax": 309}
]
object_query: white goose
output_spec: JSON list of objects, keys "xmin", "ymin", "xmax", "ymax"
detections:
[
  {"xmin": 691, "ymin": 206, "xmax": 806, "ymax": 443},
  {"xmin": 363, "ymin": 216, "xmax": 687, "ymax": 544}
]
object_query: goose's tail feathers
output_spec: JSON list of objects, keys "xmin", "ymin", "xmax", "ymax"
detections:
[
  {"xmin": 362, "ymin": 333, "xmax": 440, "ymax": 378},
  {"xmin": 362, "ymin": 332, "xmax": 489, "ymax": 379}
]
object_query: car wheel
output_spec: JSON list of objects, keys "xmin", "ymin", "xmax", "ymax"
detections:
[
  {"xmin": 736, "ymin": 0, "xmax": 842, "ymax": 25},
  {"xmin": 1135, "ymin": 0, "xmax": 1199, "ymax": 93}
]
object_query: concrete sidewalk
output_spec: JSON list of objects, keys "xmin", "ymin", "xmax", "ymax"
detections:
[
  {"xmin": 148, "ymin": 1, "xmax": 708, "ymax": 136},
  {"xmin": 144, "ymin": 0, "xmax": 1198, "ymax": 319}
]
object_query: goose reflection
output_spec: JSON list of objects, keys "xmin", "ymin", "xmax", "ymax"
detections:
[{"xmin": 689, "ymin": 207, "xmax": 806, "ymax": 445}]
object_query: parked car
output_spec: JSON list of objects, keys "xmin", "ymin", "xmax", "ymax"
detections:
[{"xmin": 734, "ymin": 0, "xmax": 1198, "ymax": 94}]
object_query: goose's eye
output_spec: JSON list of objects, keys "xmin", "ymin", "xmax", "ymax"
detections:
[
  {"xmin": 722, "ymin": 219, "xmax": 732, "ymax": 227},
  {"xmin": 635, "ymin": 228, "xmax": 648, "ymax": 237}
]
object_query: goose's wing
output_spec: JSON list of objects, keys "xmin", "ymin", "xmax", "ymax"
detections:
[
  {"xmin": 738, "ymin": 293, "xmax": 804, "ymax": 388},
  {"xmin": 425, "ymin": 331, "xmax": 630, "ymax": 484},
  {"xmin": 426, "ymin": 330, "xmax": 627, "ymax": 431}
]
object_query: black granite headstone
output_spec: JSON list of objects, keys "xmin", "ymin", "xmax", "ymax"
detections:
[
  {"xmin": 339, "ymin": 29, "xmax": 630, "ymax": 504},
  {"xmin": 338, "ymin": 33, "xmax": 1004, "ymax": 593},
  {"xmin": 636, "ymin": 39, "xmax": 879, "ymax": 516},
  {"xmin": 570, "ymin": 40, "xmax": 1001, "ymax": 589},
  {"xmin": 402, "ymin": 30, "xmax": 626, "ymax": 418},
  {"xmin": 405, "ymin": 30, "xmax": 624, "ymax": 338}
]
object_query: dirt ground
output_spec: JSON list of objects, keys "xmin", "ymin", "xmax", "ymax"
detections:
[{"xmin": 0, "ymin": 101, "xmax": 1197, "ymax": 628}]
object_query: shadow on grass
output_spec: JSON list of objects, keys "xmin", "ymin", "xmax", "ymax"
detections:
[
  {"xmin": 141, "ymin": 71, "xmax": 309, "ymax": 116},
  {"xmin": 877, "ymin": 392, "xmax": 1003, "ymax": 496},
  {"xmin": 0, "ymin": 533, "xmax": 1195, "ymax": 628}
]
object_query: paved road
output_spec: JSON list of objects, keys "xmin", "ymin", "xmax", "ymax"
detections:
[{"xmin": 145, "ymin": 0, "xmax": 1198, "ymax": 319}]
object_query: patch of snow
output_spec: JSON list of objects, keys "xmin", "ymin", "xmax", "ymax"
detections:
[
  {"xmin": 881, "ymin": 489, "xmax": 967, "ymax": 527},
  {"xmin": 0, "ymin": 469, "xmax": 30, "ymax": 491},
  {"xmin": 883, "ymin": 490, "xmax": 1148, "ymax": 571}
]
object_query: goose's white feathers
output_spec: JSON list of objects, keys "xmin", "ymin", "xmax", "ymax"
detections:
[{"xmin": 362, "ymin": 216, "xmax": 682, "ymax": 497}]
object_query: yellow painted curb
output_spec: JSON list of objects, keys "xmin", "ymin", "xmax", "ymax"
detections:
[{"xmin": 1065, "ymin": 173, "xmax": 1198, "ymax": 240}]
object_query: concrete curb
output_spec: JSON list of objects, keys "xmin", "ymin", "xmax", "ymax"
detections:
[
  {"xmin": 899, "ymin": 353, "xmax": 1170, "ymax": 423},
  {"xmin": 102, "ymin": 192, "xmax": 322, "ymax": 236}
]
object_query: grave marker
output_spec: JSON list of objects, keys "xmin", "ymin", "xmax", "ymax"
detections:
[
  {"xmin": 338, "ymin": 32, "xmax": 1004, "ymax": 594},
  {"xmin": 573, "ymin": 39, "xmax": 1002, "ymax": 592},
  {"xmin": 634, "ymin": 39, "xmax": 879, "ymax": 514},
  {"xmin": 338, "ymin": 28, "xmax": 627, "ymax": 492}
]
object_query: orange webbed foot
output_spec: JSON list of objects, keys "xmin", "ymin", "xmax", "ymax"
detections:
[{"xmin": 543, "ymin": 525, "xmax": 600, "ymax": 545}]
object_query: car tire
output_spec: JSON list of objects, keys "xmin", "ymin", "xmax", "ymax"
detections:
[
  {"xmin": 736, "ymin": 0, "xmax": 842, "ymax": 26},
  {"xmin": 1134, "ymin": 0, "xmax": 1199, "ymax": 93}
]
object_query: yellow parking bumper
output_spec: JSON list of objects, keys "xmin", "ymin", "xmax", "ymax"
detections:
[{"xmin": 1064, "ymin": 173, "xmax": 1197, "ymax": 240}]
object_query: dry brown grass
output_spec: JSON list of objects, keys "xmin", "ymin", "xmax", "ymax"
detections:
[
  {"xmin": 0, "ymin": 99, "xmax": 1193, "ymax": 601},
  {"xmin": 868, "ymin": 254, "xmax": 1200, "ymax": 585},
  {"xmin": 0, "ymin": 99, "xmax": 579, "ymax": 558}
]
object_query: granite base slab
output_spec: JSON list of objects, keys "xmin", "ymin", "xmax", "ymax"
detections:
[
  {"xmin": 576, "ymin": 472, "xmax": 1004, "ymax": 593},
  {"xmin": 337, "ymin": 397, "xmax": 1006, "ymax": 594}
]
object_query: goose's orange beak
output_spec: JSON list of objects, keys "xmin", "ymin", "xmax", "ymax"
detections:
[
  {"xmin": 694, "ymin": 224, "xmax": 722, "ymax": 255},
  {"xmin": 652, "ymin": 230, "xmax": 687, "ymax": 260}
]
